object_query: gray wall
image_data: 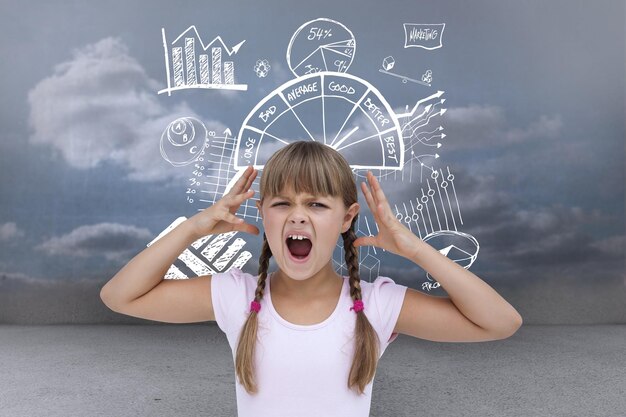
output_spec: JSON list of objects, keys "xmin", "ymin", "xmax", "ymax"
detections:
[{"xmin": 0, "ymin": 0, "xmax": 624, "ymax": 324}]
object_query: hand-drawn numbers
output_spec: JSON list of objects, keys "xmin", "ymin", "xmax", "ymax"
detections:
[
  {"xmin": 307, "ymin": 27, "xmax": 332, "ymax": 40},
  {"xmin": 334, "ymin": 60, "xmax": 347, "ymax": 71}
]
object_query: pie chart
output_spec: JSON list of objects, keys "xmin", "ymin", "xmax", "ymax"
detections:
[
  {"xmin": 286, "ymin": 18, "xmax": 356, "ymax": 77},
  {"xmin": 235, "ymin": 71, "xmax": 404, "ymax": 170}
]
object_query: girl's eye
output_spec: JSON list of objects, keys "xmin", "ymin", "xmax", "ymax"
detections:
[{"xmin": 271, "ymin": 202, "xmax": 327, "ymax": 208}]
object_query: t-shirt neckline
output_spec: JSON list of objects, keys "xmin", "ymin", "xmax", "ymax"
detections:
[{"xmin": 267, "ymin": 271, "xmax": 348, "ymax": 331}]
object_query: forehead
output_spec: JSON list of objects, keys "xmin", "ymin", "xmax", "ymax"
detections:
[
  {"xmin": 271, "ymin": 191, "xmax": 331, "ymax": 199},
  {"xmin": 267, "ymin": 186, "xmax": 334, "ymax": 199}
]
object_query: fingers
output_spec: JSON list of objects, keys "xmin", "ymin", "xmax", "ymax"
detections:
[
  {"xmin": 361, "ymin": 172, "xmax": 395, "ymax": 227},
  {"xmin": 361, "ymin": 171, "xmax": 386, "ymax": 213},
  {"xmin": 361, "ymin": 171, "xmax": 381, "ymax": 208},
  {"xmin": 233, "ymin": 189, "xmax": 255, "ymax": 203},
  {"xmin": 360, "ymin": 181, "xmax": 377, "ymax": 216},
  {"xmin": 223, "ymin": 210, "xmax": 260, "ymax": 235},
  {"xmin": 243, "ymin": 166, "xmax": 257, "ymax": 191},
  {"xmin": 224, "ymin": 166, "xmax": 254, "ymax": 199},
  {"xmin": 222, "ymin": 211, "xmax": 244, "ymax": 224},
  {"xmin": 223, "ymin": 166, "xmax": 257, "ymax": 208},
  {"xmin": 238, "ymin": 223, "xmax": 260, "ymax": 235},
  {"xmin": 353, "ymin": 235, "xmax": 376, "ymax": 248},
  {"xmin": 234, "ymin": 165, "xmax": 257, "ymax": 194},
  {"xmin": 367, "ymin": 171, "xmax": 388, "ymax": 207}
]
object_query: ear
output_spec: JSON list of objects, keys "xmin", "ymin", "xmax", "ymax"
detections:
[
  {"xmin": 256, "ymin": 199, "xmax": 263, "ymax": 220},
  {"xmin": 341, "ymin": 202, "xmax": 360, "ymax": 234}
]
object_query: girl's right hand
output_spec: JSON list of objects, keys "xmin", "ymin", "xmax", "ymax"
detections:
[{"xmin": 187, "ymin": 165, "xmax": 260, "ymax": 239}]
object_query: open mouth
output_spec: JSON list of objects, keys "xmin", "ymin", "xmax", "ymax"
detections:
[{"xmin": 285, "ymin": 235, "xmax": 313, "ymax": 261}]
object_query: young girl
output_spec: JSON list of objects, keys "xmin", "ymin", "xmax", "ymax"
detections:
[{"xmin": 101, "ymin": 141, "xmax": 522, "ymax": 417}]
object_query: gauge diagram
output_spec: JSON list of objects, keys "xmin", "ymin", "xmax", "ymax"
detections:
[
  {"xmin": 235, "ymin": 71, "xmax": 404, "ymax": 170},
  {"xmin": 286, "ymin": 18, "xmax": 356, "ymax": 77}
]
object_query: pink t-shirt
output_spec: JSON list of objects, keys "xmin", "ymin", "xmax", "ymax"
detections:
[{"xmin": 211, "ymin": 267, "xmax": 408, "ymax": 417}]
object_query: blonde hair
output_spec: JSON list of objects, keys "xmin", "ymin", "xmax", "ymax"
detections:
[{"xmin": 235, "ymin": 141, "xmax": 380, "ymax": 395}]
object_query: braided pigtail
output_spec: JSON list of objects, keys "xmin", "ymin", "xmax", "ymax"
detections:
[
  {"xmin": 342, "ymin": 215, "xmax": 381, "ymax": 395},
  {"xmin": 235, "ymin": 233, "xmax": 272, "ymax": 395}
]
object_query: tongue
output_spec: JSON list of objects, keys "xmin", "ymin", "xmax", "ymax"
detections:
[{"xmin": 287, "ymin": 239, "xmax": 312, "ymax": 257}]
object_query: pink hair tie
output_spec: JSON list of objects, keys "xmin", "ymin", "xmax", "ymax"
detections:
[
  {"xmin": 350, "ymin": 300, "xmax": 364, "ymax": 313},
  {"xmin": 250, "ymin": 300, "xmax": 261, "ymax": 313}
]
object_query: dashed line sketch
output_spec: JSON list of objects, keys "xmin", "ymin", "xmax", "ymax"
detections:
[
  {"xmin": 160, "ymin": 117, "xmax": 210, "ymax": 167},
  {"xmin": 158, "ymin": 25, "xmax": 247, "ymax": 96},
  {"xmin": 254, "ymin": 59, "xmax": 271, "ymax": 78},
  {"xmin": 286, "ymin": 18, "xmax": 356, "ymax": 77},
  {"xmin": 235, "ymin": 71, "xmax": 404, "ymax": 170},
  {"xmin": 147, "ymin": 216, "xmax": 252, "ymax": 279},
  {"xmin": 378, "ymin": 56, "xmax": 432, "ymax": 87},
  {"xmin": 403, "ymin": 23, "xmax": 445, "ymax": 50}
]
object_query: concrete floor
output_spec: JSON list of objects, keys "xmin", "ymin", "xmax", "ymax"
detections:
[{"xmin": 0, "ymin": 325, "xmax": 624, "ymax": 417}]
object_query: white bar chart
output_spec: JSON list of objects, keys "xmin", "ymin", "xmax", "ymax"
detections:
[{"xmin": 159, "ymin": 26, "xmax": 247, "ymax": 95}]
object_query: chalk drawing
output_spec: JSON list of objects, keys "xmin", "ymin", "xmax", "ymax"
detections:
[
  {"xmin": 403, "ymin": 23, "xmax": 445, "ymax": 50},
  {"xmin": 254, "ymin": 59, "xmax": 271, "ymax": 78},
  {"xmin": 235, "ymin": 71, "xmax": 403, "ymax": 170},
  {"xmin": 160, "ymin": 117, "xmax": 210, "ymax": 167},
  {"xmin": 159, "ymin": 25, "xmax": 247, "ymax": 95},
  {"xmin": 287, "ymin": 18, "xmax": 356, "ymax": 77},
  {"xmin": 147, "ymin": 216, "xmax": 252, "ymax": 278}
]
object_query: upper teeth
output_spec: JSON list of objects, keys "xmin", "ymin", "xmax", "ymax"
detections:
[{"xmin": 288, "ymin": 234, "xmax": 309, "ymax": 240}]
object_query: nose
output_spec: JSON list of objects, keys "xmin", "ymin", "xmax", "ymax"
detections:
[{"xmin": 288, "ymin": 206, "xmax": 308, "ymax": 224}]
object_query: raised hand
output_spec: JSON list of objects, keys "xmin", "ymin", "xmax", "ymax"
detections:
[
  {"xmin": 353, "ymin": 171, "xmax": 421, "ymax": 259},
  {"xmin": 188, "ymin": 165, "xmax": 260, "ymax": 239}
]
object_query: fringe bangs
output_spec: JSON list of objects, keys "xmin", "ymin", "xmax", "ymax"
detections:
[{"xmin": 260, "ymin": 142, "xmax": 348, "ymax": 201}]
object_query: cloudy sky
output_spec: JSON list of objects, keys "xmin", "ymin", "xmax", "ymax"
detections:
[{"xmin": 0, "ymin": 0, "xmax": 624, "ymax": 323}]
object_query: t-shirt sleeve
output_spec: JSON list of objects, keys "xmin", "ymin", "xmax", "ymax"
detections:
[
  {"xmin": 211, "ymin": 267, "xmax": 246, "ymax": 336},
  {"xmin": 369, "ymin": 276, "xmax": 408, "ymax": 356}
]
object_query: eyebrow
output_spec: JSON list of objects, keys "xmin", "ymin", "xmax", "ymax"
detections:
[{"xmin": 271, "ymin": 194, "xmax": 329, "ymax": 200}]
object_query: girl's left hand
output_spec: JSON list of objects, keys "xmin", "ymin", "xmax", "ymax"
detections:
[{"xmin": 353, "ymin": 171, "xmax": 421, "ymax": 259}]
